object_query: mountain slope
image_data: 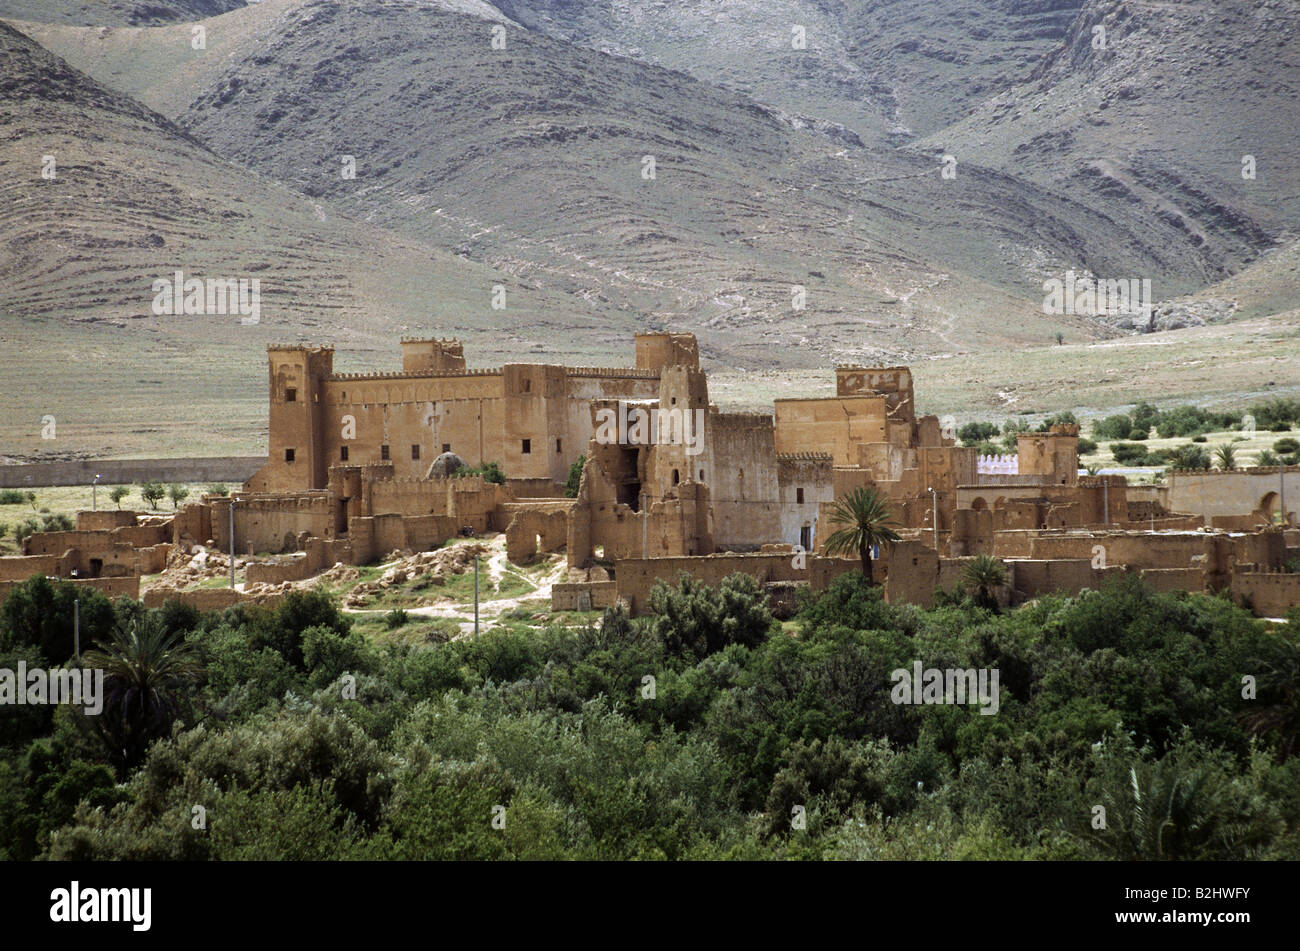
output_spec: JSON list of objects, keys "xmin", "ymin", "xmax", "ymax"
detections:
[
  {"xmin": 0, "ymin": 0, "xmax": 245, "ymax": 26},
  {"xmin": 929, "ymin": 0, "xmax": 1300, "ymax": 302}
]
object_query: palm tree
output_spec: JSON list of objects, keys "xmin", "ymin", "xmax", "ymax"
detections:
[
  {"xmin": 961, "ymin": 554, "xmax": 1008, "ymax": 612},
  {"xmin": 1214, "ymin": 444, "xmax": 1236, "ymax": 470},
  {"xmin": 83, "ymin": 614, "xmax": 204, "ymax": 774},
  {"xmin": 1240, "ymin": 635, "xmax": 1300, "ymax": 762},
  {"xmin": 823, "ymin": 486, "xmax": 901, "ymax": 584}
]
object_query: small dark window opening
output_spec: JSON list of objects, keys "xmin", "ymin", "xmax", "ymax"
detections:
[
  {"xmin": 796, "ymin": 487, "xmax": 805, "ymax": 504},
  {"xmin": 556, "ymin": 438, "xmax": 562, "ymax": 453},
  {"xmin": 412, "ymin": 444, "xmax": 421, "ymax": 460},
  {"xmin": 672, "ymin": 469, "xmax": 680, "ymax": 485},
  {"xmin": 340, "ymin": 446, "xmax": 349, "ymax": 461},
  {"xmin": 442, "ymin": 443, "xmax": 451, "ymax": 453},
  {"xmin": 285, "ymin": 387, "xmax": 297, "ymax": 402},
  {"xmin": 522, "ymin": 439, "xmax": 531, "ymax": 454},
  {"xmin": 380, "ymin": 445, "xmax": 390, "ymax": 461},
  {"xmin": 285, "ymin": 448, "xmax": 295, "ymax": 463},
  {"xmin": 699, "ymin": 469, "xmax": 704, "ymax": 480},
  {"xmin": 521, "ymin": 379, "xmax": 531, "ymax": 393}
]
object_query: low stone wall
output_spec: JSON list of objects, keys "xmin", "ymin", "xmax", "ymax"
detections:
[
  {"xmin": 617, "ymin": 552, "xmax": 802, "ymax": 615},
  {"xmin": 0, "ymin": 574, "xmax": 138, "ymax": 605},
  {"xmin": 141, "ymin": 585, "xmax": 285, "ymax": 611},
  {"xmin": 1230, "ymin": 571, "xmax": 1300, "ymax": 618},
  {"xmin": 0, "ymin": 457, "xmax": 267, "ymax": 488},
  {"xmin": 551, "ymin": 581, "xmax": 619, "ymax": 611}
]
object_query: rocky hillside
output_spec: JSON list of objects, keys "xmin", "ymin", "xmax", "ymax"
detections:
[{"xmin": 0, "ymin": 0, "xmax": 245, "ymax": 26}]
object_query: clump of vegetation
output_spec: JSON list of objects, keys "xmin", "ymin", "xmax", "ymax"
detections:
[
  {"xmin": 457, "ymin": 461, "xmax": 505, "ymax": 484},
  {"xmin": 384, "ymin": 608, "xmax": 410, "ymax": 630},
  {"xmin": 109, "ymin": 486, "xmax": 130, "ymax": 509},
  {"xmin": 166, "ymin": 483, "xmax": 190, "ymax": 510},
  {"xmin": 207, "ymin": 483, "xmax": 229, "ymax": 497},
  {"xmin": 563, "ymin": 455, "xmax": 585, "ymax": 498},
  {"xmin": 2, "ymin": 572, "xmax": 1296, "ymax": 862},
  {"xmin": 139, "ymin": 481, "xmax": 166, "ymax": 510},
  {"xmin": 0, "ymin": 489, "xmax": 28, "ymax": 505}
]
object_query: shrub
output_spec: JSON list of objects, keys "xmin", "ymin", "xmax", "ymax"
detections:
[
  {"xmin": 166, "ymin": 484, "xmax": 190, "ymax": 510},
  {"xmin": 108, "ymin": 486, "xmax": 130, "ymax": 510},
  {"xmin": 384, "ymin": 609, "xmax": 409, "ymax": 630},
  {"xmin": 648, "ymin": 572, "xmax": 774, "ymax": 660},
  {"xmin": 957, "ymin": 422, "xmax": 999, "ymax": 445},
  {"xmin": 1076, "ymin": 437, "xmax": 1098, "ymax": 455},
  {"xmin": 1110, "ymin": 443, "xmax": 1149, "ymax": 466},
  {"xmin": 0, "ymin": 489, "xmax": 27, "ymax": 505},
  {"xmin": 458, "ymin": 461, "xmax": 505, "ymax": 484},
  {"xmin": 139, "ymin": 481, "xmax": 165, "ymax": 510},
  {"xmin": 563, "ymin": 455, "xmax": 585, "ymax": 498},
  {"xmin": 206, "ymin": 484, "xmax": 229, "ymax": 497},
  {"xmin": 1273, "ymin": 438, "xmax": 1299, "ymax": 455},
  {"xmin": 1093, "ymin": 414, "xmax": 1134, "ymax": 440}
]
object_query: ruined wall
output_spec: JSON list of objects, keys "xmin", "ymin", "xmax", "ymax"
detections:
[
  {"xmin": 504, "ymin": 506, "xmax": 571, "ymax": 564},
  {"xmin": 616, "ymin": 552, "xmax": 802, "ymax": 615},
  {"xmin": 0, "ymin": 553, "xmax": 64, "ymax": 582},
  {"xmin": 76, "ymin": 511, "xmax": 139, "ymax": 531},
  {"xmin": 835, "ymin": 366, "xmax": 915, "ymax": 421},
  {"xmin": 551, "ymin": 581, "xmax": 620, "ymax": 611},
  {"xmin": 1169, "ymin": 468, "xmax": 1299, "ymax": 524},
  {"xmin": 1016, "ymin": 428, "xmax": 1079, "ymax": 486},
  {"xmin": 777, "ymin": 454, "xmax": 833, "ymax": 549},
  {"xmin": 774, "ymin": 396, "xmax": 888, "ymax": 465},
  {"xmin": 635, "ymin": 332, "xmax": 699, "ymax": 371},
  {"xmin": 1230, "ymin": 571, "xmax": 1300, "ymax": 617},
  {"xmin": 212, "ymin": 495, "xmax": 331, "ymax": 555},
  {"xmin": 708, "ymin": 413, "xmax": 782, "ymax": 551}
]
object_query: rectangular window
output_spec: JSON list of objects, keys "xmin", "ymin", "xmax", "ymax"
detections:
[
  {"xmin": 796, "ymin": 487, "xmax": 805, "ymax": 504},
  {"xmin": 442, "ymin": 443, "xmax": 451, "ymax": 453},
  {"xmin": 380, "ymin": 445, "xmax": 390, "ymax": 461},
  {"xmin": 522, "ymin": 439, "xmax": 531, "ymax": 454},
  {"xmin": 285, "ymin": 448, "xmax": 295, "ymax": 463},
  {"xmin": 285, "ymin": 388, "xmax": 297, "ymax": 402},
  {"xmin": 411, "ymin": 444, "xmax": 421, "ymax": 460},
  {"xmin": 556, "ymin": 438, "xmax": 562, "ymax": 453},
  {"xmin": 340, "ymin": 446, "xmax": 349, "ymax": 461}
]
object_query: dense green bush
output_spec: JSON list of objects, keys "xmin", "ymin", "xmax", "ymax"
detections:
[{"xmin": 4, "ymin": 569, "xmax": 1295, "ymax": 861}]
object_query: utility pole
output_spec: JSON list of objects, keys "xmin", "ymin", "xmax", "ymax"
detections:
[
  {"xmin": 92, "ymin": 473, "xmax": 101, "ymax": 512},
  {"xmin": 473, "ymin": 553, "xmax": 480, "ymax": 635},
  {"xmin": 928, "ymin": 486, "xmax": 938, "ymax": 552},
  {"xmin": 229, "ymin": 498, "xmax": 236, "ymax": 589}
]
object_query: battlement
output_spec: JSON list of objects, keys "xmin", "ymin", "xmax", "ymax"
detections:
[
  {"xmin": 566, "ymin": 367, "xmax": 661, "ymax": 379},
  {"xmin": 328, "ymin": 367, "xmax": 503, "ymax": 382}
]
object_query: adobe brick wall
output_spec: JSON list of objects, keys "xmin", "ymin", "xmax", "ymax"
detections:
[
  {"xmin": 1230, "ymin": 571, "xmax": 1300, "ymax": 617},
  {"xmin": 0, "ymin": 457, "xmax": 267, "ymax": 489},
  {"xmin": 551, "ymin": 581, "xmax": 619, "ymax": 611},
  {"xmin": 616, "ymin": 552, "xmax": 802, "ymax": 615},
  {"xmin": 0, "ymin": 574, "xmax": 138, "ymax": 605},
  {"xmin": 1170, "ymin": 468, "xmax": 1299, "ymax": 523}
]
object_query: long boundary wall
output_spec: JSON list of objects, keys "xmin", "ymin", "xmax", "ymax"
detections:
[{"xmin": 0, "ymin": 457, "xmax": 268, "ymax": 488}]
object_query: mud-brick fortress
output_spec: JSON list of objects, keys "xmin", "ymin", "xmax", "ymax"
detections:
[{"xmin": 3, "ymin": 332, "xmax": 1299, "ymax": 618}]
